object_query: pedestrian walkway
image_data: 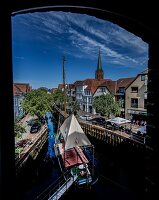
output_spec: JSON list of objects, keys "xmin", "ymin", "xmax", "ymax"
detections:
[{"xmin": 19, "ymin": 114, "xmax": 38, "ymax": 139}]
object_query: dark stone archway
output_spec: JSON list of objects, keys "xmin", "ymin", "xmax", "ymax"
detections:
[{"xmin": 1, "ymin": 1, "xmax": 159, "ymax": 199}]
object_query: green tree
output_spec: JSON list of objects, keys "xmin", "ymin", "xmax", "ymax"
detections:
[
  {"xmin": 51, "ymin": 89, "xmax": 65, "ymax": 110},
  {"xmin": 14, "ymin": 122, "xmax": 26, "ymax": 138},
  {"xmin": 51, "ymin": 90, "xmax": 80, "ymax": 115},
  {"xmin": 118, "ymin": 98, "xmax": 124, "ymax": 108},
  {"xmin": 67, "ymin": 98, "xmax": 80, "ymax": 115},
  {"xmin": 21, "ymin": 89, "xmax": 52, "ymax": 120},
  {"xmin": 92, "ymin": 94, "xmax": 121, "ymax": 118}
]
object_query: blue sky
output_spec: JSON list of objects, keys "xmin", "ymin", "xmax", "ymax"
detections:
[{"xmin": 12, "ymin": 11, "xmax": 148, "ymax": 89}]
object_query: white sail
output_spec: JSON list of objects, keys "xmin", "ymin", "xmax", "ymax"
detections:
[{"xmin": 59, "ymin": 114, "xmax": 91, "ymax": 150}]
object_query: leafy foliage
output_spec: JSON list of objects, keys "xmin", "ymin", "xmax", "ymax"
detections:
[
  {"xmin": 14, "ymin": 122, "xmax": 26, "ymax": 138},
  {"xmin": 93, "ymin": 94, "xmax": 121, "ymax": 118},
  {"xmin": 51, "ymin": 89, "xmax": 66, "ymax": 109},
  {"xmin": 21, "ymin": 89, "xmax": 52, "ymax": 119},
  {"xmin": 67, "ymin": 98, "xmax": 80, "ymax": 115},
  {"xmin": 21, "ymin": 88, "xmax": 79, "ymax": 119},
  {"xmin": 51, "ymin": 90, "xmax": 79, "ymax": 114}
]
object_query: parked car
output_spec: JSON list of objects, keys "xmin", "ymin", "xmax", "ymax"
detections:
[
  {"xmin": 30, "ymin": 122, "xmax": 41, "ymax": 133},
  {"xmin": 26, "ymin": 118, "xmax": 38, "ymax": 126},
  {"xmin": 79, "ymin": 115, "xmax": 93, "ymax": 121},
  {"xmin": 91, "ymin": 117, "xmax": 106, "ymax": 126}
]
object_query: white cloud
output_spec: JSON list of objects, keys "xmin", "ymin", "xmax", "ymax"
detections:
[
  {"xmin": 13, "ymin": 11, "xmax": 148, "ymax": 68},
  {"xmin": 68, "ymin": 29, "xmax": 142, "ymax": 67},
  {"xmin": 110, "ymin": 27, "xmax": 148, "ymax": 54}
]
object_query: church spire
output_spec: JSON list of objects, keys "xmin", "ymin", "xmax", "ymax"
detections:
[
  {"xmin": 95, "ymin": 47, "xmax": 104, "ymax": 80},
  {"xmin": 97, "ymin": 47, "xmax": 102, "ymax": 70}
]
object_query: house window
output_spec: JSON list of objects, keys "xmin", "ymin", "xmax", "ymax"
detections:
[
  {"xmin": 101, "ymin": 87, "xmax": 106, "ymax": 92},
  {"xmin": 131, "ymin": 87, "xmax": 138, "ymax": 93},
  {"xmin": 77, "ymin": 87, "xmax": 82, "ymax": 92},
  {"xmin": 141, "ymin": 75, "xmax": 145, "ymax": 81},
  {"xmin": 144, "ymin": 99, "xmax": 147, "ymax": 109},
  {"xmin": 131, "ymin": 98, "xmax": 138, "ymax": 108},
  {"xmin": 77, "ymin": 94, "xmax": 81, "ymax": 98},
  {"xmin": 119, "ymin": 87, "xmax": 125, "ymax": 93},
  {"xmin": 85, "ymin": 90, "xmax": 90, "ymax": 95},
  {"xmin": 15, "ymin": 98, "xmax": 18, "ymax": 106},
  {"xmin": 88, "ymin": 97, "xmax": 92, "ymax": 103}
]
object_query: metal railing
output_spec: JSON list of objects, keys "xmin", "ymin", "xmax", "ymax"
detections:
[{"xmin": 34, "ymin": 171, "xmax": 74, "ymax": 200}]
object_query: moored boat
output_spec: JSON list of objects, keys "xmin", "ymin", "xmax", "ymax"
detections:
[{"xmin": 54, "ymin": 114, "xmax": 95, "ymax": 188}]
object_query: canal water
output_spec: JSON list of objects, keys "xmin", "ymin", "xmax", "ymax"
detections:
[
  {"xmin": 16, "ymin": 115, "xmax": 145, "ymax": 200},
  {"xmin": 15, "ymin": 112, "xmax": 61, "ymax": 200},
  {"xmin": 46, "ymin": 112, "xmax": 55, "ymax": 159}
]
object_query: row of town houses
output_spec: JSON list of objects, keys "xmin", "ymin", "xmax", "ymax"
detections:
[
  {"xmin": 13, "ymin": 49, "xmax": 148, "ymax": 121},
  {"xmin": 61, "ymin": 69, "xmax": 147, "ymax": 120}
]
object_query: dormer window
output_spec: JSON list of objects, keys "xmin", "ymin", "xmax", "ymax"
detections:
[
  {"xmin": 119, "ymin": 87, "xmax": 125, "ymax": 93},
  {"xmin": 101, "ymin": 87, "xmax": 106, "ymax": 92}
]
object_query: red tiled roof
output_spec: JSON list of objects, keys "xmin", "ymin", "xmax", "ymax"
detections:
[
  {"xmin": 67, "ymin": 77, "xmax": 135, "ymax": 95},
  {"xmin": 84, "ymin": 79, "xmax": 106, "ymax": 94},
  {"xmin": 74, "ymin": 80, "xmax": 84, "ymax": 86},
  {"xmin": 13, "ymin": 85, "xmax": 22, "ymax": 96},
  {"xmin": 13, "ymin": 83, "xmax": 32, "ymax": 95},
  {"xmin": 99, "ymin": 80, "xmax": 116, "ymax": 94},
  {"xmin": 67, "ymin": 84, "xmax": 75, "ymax": 89},
  {"xmin": 58, "ymin": 83, "xmax": 75, "ymax": 90},
  {"xmin": 116, "ymin": 77, "xmax": 135, "ymax": 92},
  {"xmin": 91, "ymin": 78, "xmax": 135, "ymax": 95},
  {"xmin": 58, "ymin": 84, "xmax": 65, "ymax": 89}
]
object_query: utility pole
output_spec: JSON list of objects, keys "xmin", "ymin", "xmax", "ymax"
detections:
[{"xmin": 62, "ymin": 56, "xmax": 67, "ymax": 117}]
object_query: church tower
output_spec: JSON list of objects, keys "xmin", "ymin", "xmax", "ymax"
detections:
[{"xmin": 95, "ymin": 48, "xmax": 104, "ymax": 80}]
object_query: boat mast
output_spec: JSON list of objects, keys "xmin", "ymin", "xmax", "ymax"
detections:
[{"xmin": 62, "ymin": 56, "xmax": 67, "ymax": 117}]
